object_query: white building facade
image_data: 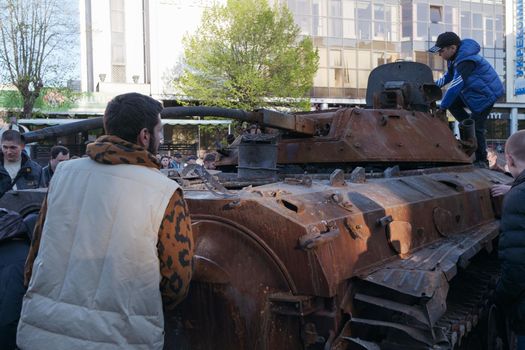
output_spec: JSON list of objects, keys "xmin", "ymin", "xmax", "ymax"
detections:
[{"xmin": 79, "ymin": 0, "xmax": 213, "ymax": 98}]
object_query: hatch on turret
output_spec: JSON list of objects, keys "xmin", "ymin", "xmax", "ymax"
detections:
[{"xmin": 366, "ymin": 62, "xmax": 442, "ymax": 112}]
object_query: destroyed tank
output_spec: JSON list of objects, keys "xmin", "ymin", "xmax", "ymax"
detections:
[{"xmin": 0, "ymin": 62, "xmax": 512, "ymax": 350}]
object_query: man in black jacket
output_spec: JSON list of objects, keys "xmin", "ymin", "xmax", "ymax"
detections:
[
  {"xmin": 40, "ymin": 145, "xmax": 70, "ymax": 187},
  {"xmin": 0, "ymin": 130, "xmax": 42, "ymax": 197},
  {"xmin": 0, "ymin": 210, "xmax": 38, "ymax": 349},
  {"xmin": 496, "ymin": 130, "xmax": 525, "ymax": 349}
]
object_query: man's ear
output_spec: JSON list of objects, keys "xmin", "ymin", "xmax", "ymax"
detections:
[{"xmin": 136, "ymin": 128, "xmax": 150, "ymax": 148}]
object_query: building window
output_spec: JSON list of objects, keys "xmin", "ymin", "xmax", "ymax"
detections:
[
  {"xmin": 401, "ymin": 1, "xmax": 412, "ymax": 39},
  {"xmin": 330, "ymin": 50, "xmax": 342, "ymax": 67},
  {"xmin": 461, "ymin": 11, "xmax": 471, "ymax": 28},
  {"xmin": 112, "ymin": 65, "xmax": 126, "ymax": 83},
  {"xmin": 343, "ymin": 19, "xmax": 356, "ymax": 38},
  {"xmin": 329, "ymin": 0, "xmax": 341, "ymax": 17},
  {"xmin": 329, "ymin": 18, "xmax": 343, "ymax": 37},
  {"xmin": 357, "ymin": 20, "xmax": 371, "ymax": 40},
  {"xmin": 444, "ymin": 6, "xmax": 454, "ymax": 24},
  {"xmin": 472, "ymin": 13, "xmax": 483, "ymax": 29},
  {"xmin": 374, "ymin": 4, "xmax": 384, "ymax": 20},
  {"xmin": 430, "ymin": 6, "xmax": 442, "ymax": 24},
  {"xmin": 110, "ymin": 0, "xmax": 126, "ymax": 83},
  {"xmin": 417, "ymin": 3, "xmax": 429, "ymax": 22},
  {"xmin": 356, "ymin": 2, "xmax": 371, "ymax": 20}
]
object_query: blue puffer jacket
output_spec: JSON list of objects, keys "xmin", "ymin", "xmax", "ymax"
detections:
[
  {"xmin": 496, "ymin": 169, "xmax": 525, "ymax": 334},
  {"xmin": 440, "ymin": 39, "xmax": 504, "ymax": 113},
  {"xmin": 0, "ymin": 152, "xmax": 42, "ymax": 196}
]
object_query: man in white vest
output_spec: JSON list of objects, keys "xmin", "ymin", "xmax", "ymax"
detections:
[{"xmin": 17, "ymin": 93, "xmax": 194, "ymax": 350}]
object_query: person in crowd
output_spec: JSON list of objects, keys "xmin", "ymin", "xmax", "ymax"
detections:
[
  {"xmin": 160, "ymin": 155, "xmax": 171, "ymax": 169},
  {"xmin": 487, "ymin": 147, "xmax": 507, "ymax": 173},
  {"xmin": 17, "ymin": 93, "xmax": 194, "ymax": 350},
  {"xmin": 170, "ymin": 152, "xmax": 184, "ymax": 171},
  {"xmin": 203, "ymin": 153, "xmax": 216, "ymax": 170},
  {"xmin": 0, "ymin": 130, "xmax": 42, "ymax": 197},
  {"xmin": 494, "ymin": 130, "xmax": 525, "ymax": 349},
  {"xmin": 40, "ymin": 145, "xmax": 70, "ymax": 187},
  {"xmin": 429, "ymin": 32, "xmax": 504, "ymax": 167},
  {"xmin": 226, "ymin": 134, "xmax": 235, "ymax": 145},
  {"xmin": 0, "ymin": 211, "xmax": 38, "ymax": 350},
  {"xmin": 186, "ymin": 155, "xmax": 197, "ymax": 166},
  {"xmin": 244, "ymin": 124, "xmax": 261, "ymax": 135}
]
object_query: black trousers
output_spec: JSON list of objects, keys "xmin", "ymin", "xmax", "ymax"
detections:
[{"xmin": 448, "ymin": 97, "xmax": 493, "ymax": 163}]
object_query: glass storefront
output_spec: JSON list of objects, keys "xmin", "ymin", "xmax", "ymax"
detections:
[{"xmin": 286, "ymin": 0, "xmax": 505, "ymax": 100}]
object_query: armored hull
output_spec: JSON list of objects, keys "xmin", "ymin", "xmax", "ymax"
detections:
[{"xmin": 161, "ymin": 165, "xmax": 509, "ymax": 350}]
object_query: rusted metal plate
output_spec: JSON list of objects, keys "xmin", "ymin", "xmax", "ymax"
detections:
[
  {"xmin": 274, "ymin": 108, "xmax": 470, "ymax": 165},
  {"xmin": 433, "ymin": 207, "xmax": 454, "ymax": 237},
  {"xmin": 386, "ymin": 220, "xmax": 413, "ymax": 254},
  {"xmin": 166, "ymin": 217, "xmax": 299, "ymax": 350}
]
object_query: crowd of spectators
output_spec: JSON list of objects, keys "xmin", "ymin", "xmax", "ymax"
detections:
[{"xmin": 156, "ymin": 152, "xmax": 217, "ymax": 171}]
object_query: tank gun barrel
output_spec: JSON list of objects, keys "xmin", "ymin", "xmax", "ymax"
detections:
[
  {"xmin": 161, "ymin": 106, "xmax": 258, "ymax": 121},
  {"xmin": 23, "ymin": 118, "xmax": 104, "ymax": 143},
  {"xmin": 162, "ymin": 106, "xmax": 316, "ymax": 135},
  {"xmin": 22, "ymin": 106, "xmax": 316, "ymax": 144}
]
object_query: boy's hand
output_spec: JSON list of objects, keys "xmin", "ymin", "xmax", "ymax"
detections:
[{"xmin": 491, "ymin": 184, "xmax": 511, "ymax": 197}]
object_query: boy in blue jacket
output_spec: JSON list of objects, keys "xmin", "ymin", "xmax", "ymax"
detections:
[{"xmin": 429, "ymin": 32, "xmax": 504, "ymax": 167}]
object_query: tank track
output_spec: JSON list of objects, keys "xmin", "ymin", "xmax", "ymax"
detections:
[
  {"xmin": 333, "ymin": 222, "xmax": 502, "ymax": 350},
  {"xmin": 338, "ymin": 249, "xmax": 502, "ymax": 349},
  {"xmin": 434, "ymin": 254, "xmax": 500, "ymax": 349}
]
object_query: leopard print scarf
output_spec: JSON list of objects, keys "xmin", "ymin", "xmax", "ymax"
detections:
[{"xmin": 86, "ymin": 135, "xmax": 160, "ymax": 169}]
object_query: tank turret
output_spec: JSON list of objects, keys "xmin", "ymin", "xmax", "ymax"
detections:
[{"xmin": 215, "ymin": 63, "xmax": 473, "ymax": 174}]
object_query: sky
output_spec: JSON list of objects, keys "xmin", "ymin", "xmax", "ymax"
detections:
[{"xmin": 0, "ymin": 0, "xmax": 81, "ymax": 87}]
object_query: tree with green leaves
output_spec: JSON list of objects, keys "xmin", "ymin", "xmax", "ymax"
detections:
[
  {"xmin": 178, "ymin": 0, "xmax": 319, "ymax": 111},
  {"xmin": 0, "ymin": 0, "xmax": 75, "ymax": 118}
]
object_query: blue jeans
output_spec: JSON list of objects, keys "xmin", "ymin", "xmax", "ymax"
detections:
[{"xmin": 448, "ymin": 97, "xmax": 493, "ymax": 163}]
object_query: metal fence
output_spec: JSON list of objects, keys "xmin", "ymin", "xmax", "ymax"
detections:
[{"xmin": 158, "ymin": 143, "xmax": 198, "ymax": 156}]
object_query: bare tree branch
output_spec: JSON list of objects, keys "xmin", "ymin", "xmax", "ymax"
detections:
[{"xmin": 0, "ymin": 0, "xmax": 75, "ymax": 117}]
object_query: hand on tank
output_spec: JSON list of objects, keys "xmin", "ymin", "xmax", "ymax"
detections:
[{"xmin": 490, "ymin": 184, "xmax": 511, "ymax": 197}]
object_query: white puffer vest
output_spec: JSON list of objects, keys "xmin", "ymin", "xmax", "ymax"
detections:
[{"xmin": 17, "ymin": 158, "xmax": 179, "ymax": 350}]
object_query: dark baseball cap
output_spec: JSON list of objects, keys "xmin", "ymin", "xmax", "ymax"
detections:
[{"xmin": 429, "ymin": 32, "xmax": 461, "ymax": 53}]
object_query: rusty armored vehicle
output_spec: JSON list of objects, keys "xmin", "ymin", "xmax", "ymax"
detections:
[{"xmin": 0, "ymin": 62, "xmax": 512, "ymax": 350}]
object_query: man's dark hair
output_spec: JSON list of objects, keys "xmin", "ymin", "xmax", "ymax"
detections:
[
  {"xmin": 50, "ymin": 145, "xmax": 70, "ymax": 159},
  {"xmin": 103, "ymin": 93, "xmax": 163, "ymax": 143},
  {"xmin": 1, "ymin": 130, "xmax": 24, "ymax": 144}
]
